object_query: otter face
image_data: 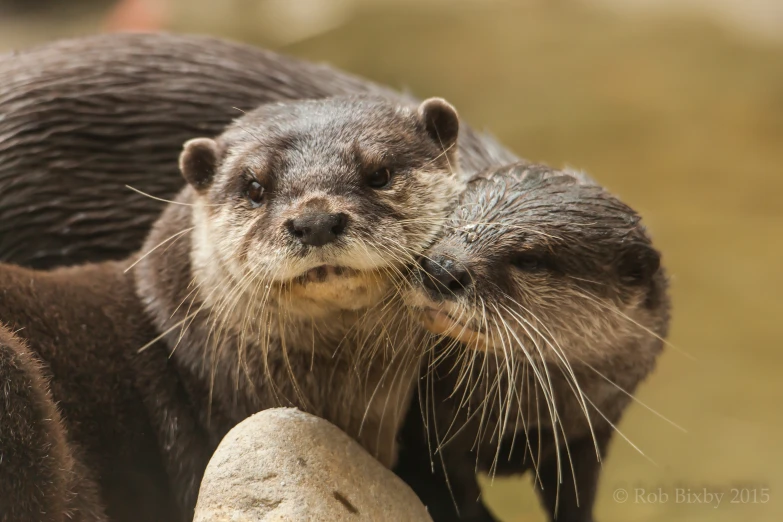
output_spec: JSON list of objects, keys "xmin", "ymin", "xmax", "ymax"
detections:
[
  {"xmin": 180, "ymin": 95, "xmax": 463, "ymax": 314},
  {"xmin": 404, "ymin": 163, "xmax": 666, "ymax": 363}
]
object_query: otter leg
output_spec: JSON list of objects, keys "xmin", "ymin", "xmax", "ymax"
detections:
[
  {"xmin": 0, "ymin": 326, "xmax": 105, "ymax": 522},
  {"xmin": 534, "ymin": 431, "xmax": 612, "ymax": 522},
  {"xmin": 394, "ymin": 396, "xmax": 498, "ymax": 522}
]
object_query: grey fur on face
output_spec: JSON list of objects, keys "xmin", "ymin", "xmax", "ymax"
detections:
[{"xmin": 407, "ymin": 162, "xmax": 666, "ymax": 364}]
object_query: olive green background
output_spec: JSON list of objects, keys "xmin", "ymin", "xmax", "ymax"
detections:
[{"xmin": 2, "ymin": 1, "xmax": 781, "ymax": 520}]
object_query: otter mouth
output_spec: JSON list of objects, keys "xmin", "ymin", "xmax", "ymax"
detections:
[
  {"xmin": 296, "ymin": 265, "xmax": 358, "ymax": 284},
  {"xmin": 419, "ymin": 307, "xmax": 487, "ymax": 349}
]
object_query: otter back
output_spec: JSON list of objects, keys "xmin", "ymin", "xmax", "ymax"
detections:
[{"xmin": 0, "ymin": 32, "xmax": 516, "ymax": 269}]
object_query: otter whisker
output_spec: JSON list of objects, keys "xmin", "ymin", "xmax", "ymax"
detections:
[
  {"xmin": 432, "ymin": 326, "xmax": 488, "ymax": 451},
  {"xmin": 500, "ymin": 300, "xmax": 600, "ymax": 464},
  {"xmin": 125, "ymin": 185, "xmax": 226, "ymax": 208},
  {"xmin": 488, "ymin": 306, "xmax": 564, "ymax": 489},
  {"xmin": 124, "ymin": 226, "xmax": 194, "ymax": 273},
  {"xmin": 357, "ymin": 318, "xmax": 407, "ymax": 435},
  {"xmin": 576, "ymin": 356, "xmax": 687, "ymax": 433},
  {"xmin": 490, "ymin": 305, "xmax": 516, "ymax": 437},
  {"xmin": 582, "ymin": 393, "xmax": 658, "ymax": 466},
  {"xmin": 417, "ymin": 139, "xmax": 459, "ymax": 173},
  {"xmin": 472, "ymin": 299, "xmax": 502, "ymax": 462},
  {"xmin": 170, "ymin": 276, "xmax": 201, "ymax": 320},
  {"xmin": 136, "ymin": 311, "xmax": 200, "ymax": 353},
  {"xmin": 485, "ymin": 313, "xmax": 515, "ymax": 479},
  {"xmin": 512, "ymin": 361, "xmax": 544, "ymax": 489},
  {"xmin": 237, "ymin": 261, "xmax": 283, "ymax": 402},
  {"xmin": 497, "ymin": 313, "xmax": 583, "ymax": 513},
  {"xmin": 575, "ymin": 288, "xmax": 692, "ymax": 360}
]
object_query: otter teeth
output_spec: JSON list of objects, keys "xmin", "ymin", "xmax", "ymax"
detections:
[{"xmin": 300, "ymin": 265, "xmax": 353, "ymax": 283}]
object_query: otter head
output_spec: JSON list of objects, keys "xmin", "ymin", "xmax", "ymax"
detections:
[
  {"xmin": 180, "ymin": 95, "xmax": 463, "ymax": 317},
  {"xmin": 404, "ymin": 162, "xmax": 668, "ymax": 364}
]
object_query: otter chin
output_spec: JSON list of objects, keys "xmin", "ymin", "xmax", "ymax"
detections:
[
  {"xmin": 298, "ymin": 264, "xmax": 356, "ymax": 283},
  {"xmin": 287, "ymin": 266, "xmax": 392, "ymax": 314},
  {"xmin": 416, "ymin": 305, "xmax": 487, "ymax": 348}
]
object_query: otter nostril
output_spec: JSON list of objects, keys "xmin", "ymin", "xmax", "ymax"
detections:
[
  {"xmin": 285, "ymin": 219, "xmax": 305, "ymax": 238},
  {"xmin": 331, "ymin": 213, "xmax": 348, "ymax": 236},
  {"xmin": 420, "ymin": 256, "xmax": 471, "ymax": 298},
  {"xmin": 448, "ymin": 279, "xmax": 464, "ymax": 293},
  {"xmin": 456, "ymin": 270, "xmax": 472, "ymax": 290}
]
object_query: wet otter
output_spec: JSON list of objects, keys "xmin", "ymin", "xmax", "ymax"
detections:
[
  {"xmin": 0, "ymin": 32, "xmax": 514, "ymax": 269},
  {"xmin": 395, "ymin": 162, "xmax": 669, "ymax": 522},
  {"xmin": 0, "ymin": 94, "xmax": 464, "ymax": 521}
]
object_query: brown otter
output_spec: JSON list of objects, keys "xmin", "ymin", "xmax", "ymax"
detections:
[
  {"xmin": 395, "ymin": 162, "xmax": 670, "ymax": 522},
  {"xmin": 0, "ymin": 93, "xmax": 464, "ymax": 521},
  {"xmin": 0, "ymin": 32, "xmax": 515, "ymax": 269}
]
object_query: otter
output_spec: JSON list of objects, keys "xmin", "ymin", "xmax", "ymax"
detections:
[
  {"xmin": 395, "ymin": 162, "xmax": 669, "ymax": 522},
  {"xmin": 0, "ymin": 93, "xmax": 464, "ymax": 521},
  {"xmin": 0, "ymin": 32, "xmax": 515, "ymax": 269}
]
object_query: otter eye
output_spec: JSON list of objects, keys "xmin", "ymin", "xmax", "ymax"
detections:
[
  {"xmin": 511, "ymin": 252, "xmax": 551, "ymax": 273},
  {"xmin": 366, "ymin": 168, "xmax": 392, "ymax": 189},
  {"xmin": 245, "ymin": 180, "xmax": 265, "ymax": 208}
]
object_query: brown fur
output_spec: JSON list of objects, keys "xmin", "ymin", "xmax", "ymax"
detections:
[
  {"xmin": 0, "ymin": 325, "xmax": 105, "ymax": 522},
  {"xmin": 0, "ymin": 263, "xmax": 182, "ymax": 521}
]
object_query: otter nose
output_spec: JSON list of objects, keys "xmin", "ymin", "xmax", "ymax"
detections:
[
  {"xmin": 420, "ymin": 256, "xmax": 472, "ymax": 297},
  {"xmin": 286, "ymin": 212, "xmax": 348, "ymax": 247}
]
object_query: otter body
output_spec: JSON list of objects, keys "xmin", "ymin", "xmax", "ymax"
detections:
[
  {"xmin": 397, "ymin": 163, "xmax": 669, "ymax": 522},
  {"xmin": 0, "ymin": 32, "xmax": 514, "ymax": 269},
  {"xmin": 0, "ymin": 263, "xmax": 181, "ymax": 522},
  {"xmin": 0, "ymin": 94, "xmax": 465, "ymax": 521}
]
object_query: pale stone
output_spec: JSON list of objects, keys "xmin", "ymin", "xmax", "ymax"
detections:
[{"xmin": 194, "ymin": 407, "xmax": 432, "ymax": 521}]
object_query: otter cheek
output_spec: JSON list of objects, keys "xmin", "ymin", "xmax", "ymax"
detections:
[{"xmin": 419, "ymin": 309, "xmax": 488, "ymax": 350}]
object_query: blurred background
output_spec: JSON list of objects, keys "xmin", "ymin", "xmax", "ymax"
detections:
[{"xmin": 1, "ymin": 0, "xmax": 781, "ymax": 520}]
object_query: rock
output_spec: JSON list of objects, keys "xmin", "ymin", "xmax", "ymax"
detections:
[{"xmin": 193, "ymin": 408, "xmax": 433, "ymax": 521}]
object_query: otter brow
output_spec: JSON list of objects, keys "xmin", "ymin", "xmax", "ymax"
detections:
[{"xmin": 351, "ymin": 141, "xmax": 393, "ymax": 172}]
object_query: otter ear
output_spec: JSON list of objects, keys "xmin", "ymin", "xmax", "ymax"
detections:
[
  {"xmin": 180, "ymin": 138, "xmax": 220, "ymax": 192},
  {"xmin": 618, "ymin": 243, "xmax": 661, "ymax": 285},
  {"xmin": 418, "ymin": 97, "xmax": 460, "ymax": 152}
]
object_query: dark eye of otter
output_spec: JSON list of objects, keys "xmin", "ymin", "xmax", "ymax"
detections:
[
  {"xmin": 244, "ymin": 180, "xmax": 265, "ymax": 207},
  {"xmin": 366, "ymin": 168, "xmax": 393, "ymax": 189},
  {"xmin": 511, "ymin": 252, "xmax": 553, "ymax": 273}
]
